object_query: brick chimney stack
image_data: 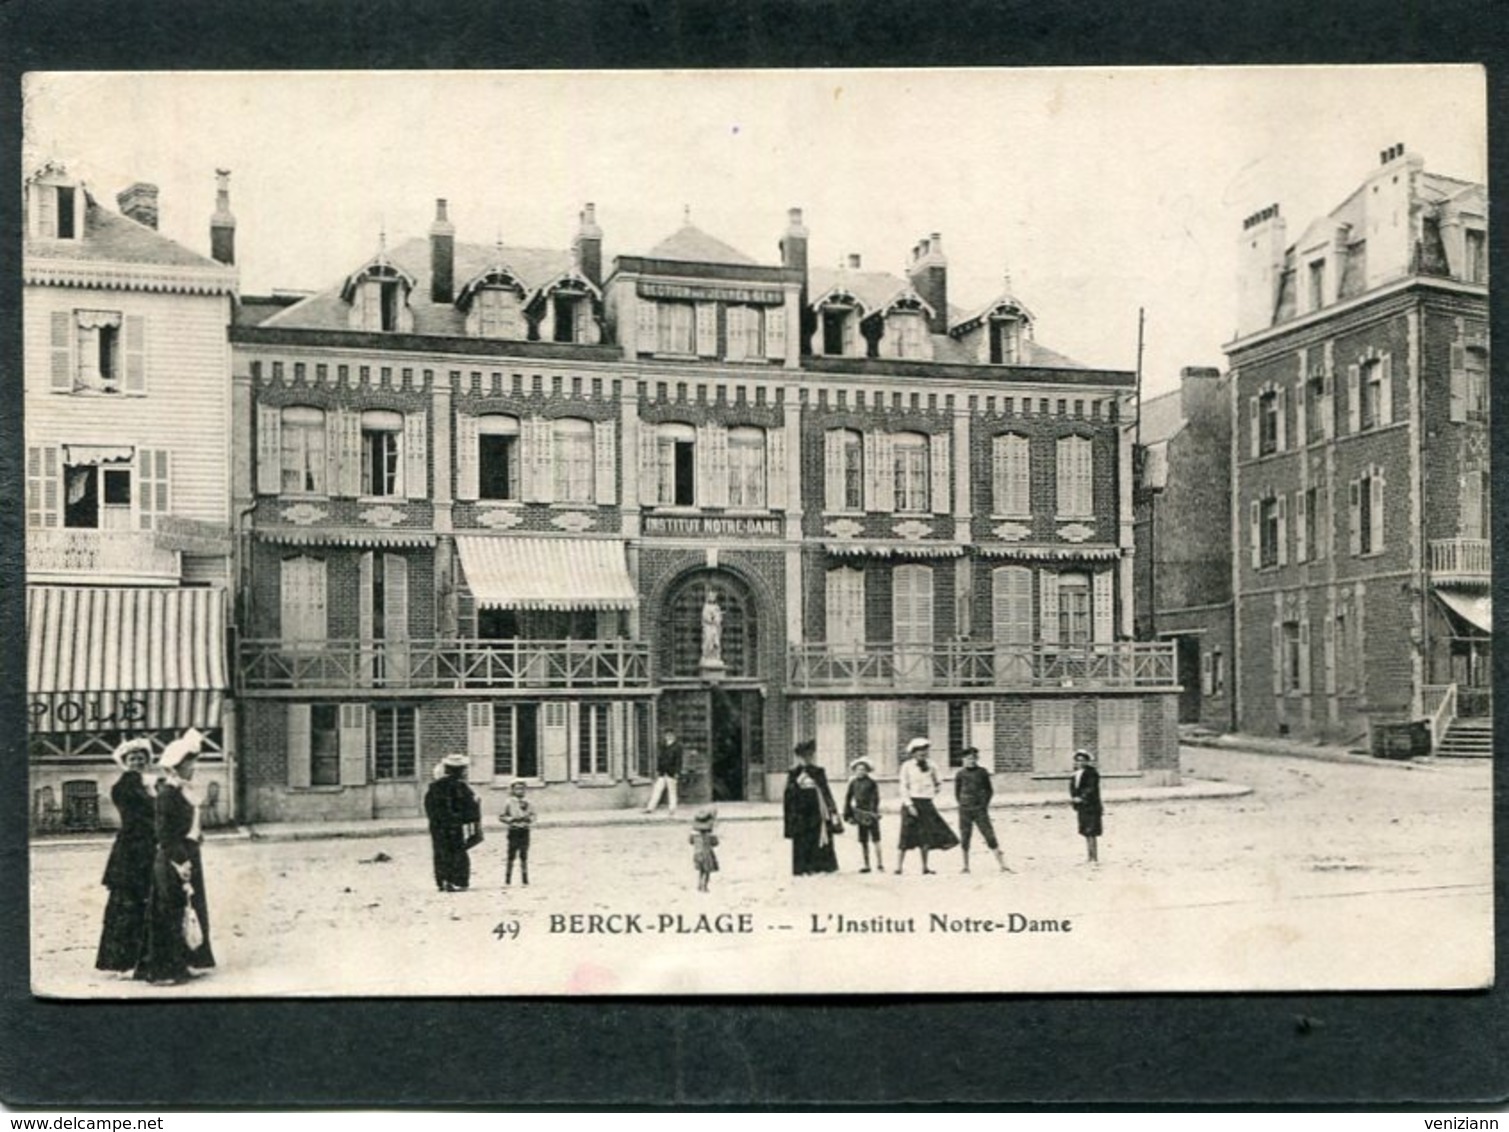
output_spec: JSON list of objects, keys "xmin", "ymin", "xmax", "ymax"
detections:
[
  {"xmin": 574, "ymin": 202, "xmax": 603, "ymax": 287},
  {"xmin": 430, "ymin": 198, "xmax": 456, "ymax": 304},
  {"xmin": 117, "ymin": 182, "xmax": 159, "ymax": 230},
  {"xmin": 779, "ymin": 206, "xmax": 810, "ymax": 353},
  {"xmin": 907, "ymin": 232, "xmax": 948, "ymax": 334},
  {"xmin": 1235, "ymin": 204, "xmax": 1285, "ymax": 337},
  {"xmin": 210, "ymin": 169, "xmax": 236, "ymax": 266}
]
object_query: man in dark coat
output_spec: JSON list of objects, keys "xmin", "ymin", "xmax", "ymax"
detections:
[
  {"xmin": 954, "ymin": 746, "xmax": 1010, "ymax": 874},
  {"xmin": 643, "ymin": 728, "xmax": 683, "ymax": 816},
  {"xmin": 783, "ymin": 739, "xmax": 840, "ymax": 875},
  {"xmin": 425, "ymin": 754, "xmax": 482, "ymax": 891},
  {"xmin": 1069, "ymin": 749, "xmax": 1103, "ymax": 864}
]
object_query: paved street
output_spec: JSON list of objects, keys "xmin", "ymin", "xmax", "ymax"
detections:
[{"xmin": 31, "ymin": 746, "xmax": 1491, "ymax": 997}]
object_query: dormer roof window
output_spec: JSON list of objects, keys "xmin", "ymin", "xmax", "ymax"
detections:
[
  {"xmin": 866, "ymin": 292, "xmax": 934, "ymax": 360},
  {"xmin": 457, "ymin": 265, "xmax": 528, "ymax": 340},
  {"xmin": 27, "ymin": 162, "xmax": 85, "ymax": 241},
  {"xmin": 342, "ymin": 258, "xmax": 417, "ymax": 333},
  {"xmin": 812, "ymin": 287, "xmax": 865, "ymax": 357},
  {"xmin": 526, "ymin": 271, "xmax": 602, "ymax": 345}
]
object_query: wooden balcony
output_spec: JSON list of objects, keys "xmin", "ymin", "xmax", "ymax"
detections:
[
  {"xmin": 787, "ymin": 640, "xmax": 1179, "ymax": 694},
  {"xmin": 239, "ymin": 638, "xmax": 652, "ymax": 693},
  {"xmin": 27, "ymin": 528, "xmax": 181, "ymax": 584},
  {"xmin": 1429, "ymin": 539, "xmax": 1491, "ymax": 586}
]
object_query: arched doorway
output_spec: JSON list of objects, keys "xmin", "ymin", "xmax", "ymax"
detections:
[{"xmin": 658, "ymin": 569, "xmax": 766, "ymax": 803}]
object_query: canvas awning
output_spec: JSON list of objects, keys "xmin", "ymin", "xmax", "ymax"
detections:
[
  {"xmin": 27, "ymin": 586, "xmax": 228, "ymax": 733},
  {"xmin": 456, "ymin": 537, "xmax": 637, "ymax": 611},
  {"xmin": 1436, "ymin": 590, "xmax": 1492, "ymax": 634}
]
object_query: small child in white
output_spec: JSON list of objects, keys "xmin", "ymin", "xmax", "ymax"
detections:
[
  {"xmin": 689, "ymin": 807, "xmax": 719, "ymax": 892},
  {"xmin": 499, "ymin": 780, "xmax": 536, "ymax": 885}
]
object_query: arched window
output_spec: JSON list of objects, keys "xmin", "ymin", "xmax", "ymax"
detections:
[
  {"xmin": 991, "ymin": 433, "xmax": 1030, "ymax": 516},
  {"xmin": 824, "ymin": 428, "xmax": 863, "ymax": 512},
  {"xmin": 655, "ymin": 423, "xmax": 697, "ymax": 506},
  {"xmin": 552, "ymin": 417, "xmax": 594, "ymax": 503},
  {"xmin": 477, "ymin": 414, "xmax": 520, "ymax": 500},
  {"xmin": 1057, "ymin": 572, "xmax": 1091, "ymax": 644},
  {"xmin": 892, "ymin": 432, "xmax": 930, "ymax": 513},
  {"xmin": 727, "ymin": 426, "xmax": 767, "ymax": 508},
  {"xmin": 361, "ymin": 410, "xmax": 405, "ymax": 497},
  {"xmin": 281, "ymin": 406, "xmax": 327, "ymax": 494}
]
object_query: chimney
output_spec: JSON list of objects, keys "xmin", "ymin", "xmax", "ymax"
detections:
[
  {"xmin": 573, "ymin": 202, "xmax": 603, "ymax": 287},
  {"xmin": 117, "ymin": 182, "xmax": 159, "ymax": 230},
  {"xmin": 430, "ymin": 198, "xmax": 456, "ymax": 304},
  {"xmin": 846, "ymin": 253, "xmax": 862, "ymax": 270},
  {"xmin": 1179, "ymin": 365, "xmax": 1223, "ymax": 420},
  {"xmin": 907, "ymin": 231, "xmax": 948, "ymax": 334},
  {"xmin": 779, "ymin": 207, "xmax": 810, "ymax": 353},
  {"xmin": 1235, "ymin": 204, "xmax": 1285, "ymax": 337},
  {"xmin": 210, "ymin": 169, "xmax": 236, "ymax": 266}
]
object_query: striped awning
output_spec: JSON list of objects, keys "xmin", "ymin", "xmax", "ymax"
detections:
[
  {"xmin": 976, "ymin": 543, "xmax": 1124, "ymax": 561},
  {"xmin": 823, "ymin": 541, "xmax": 965, "ymax": 558},
  {"xmin": 258, "ymin": 528, "xmax": 437, "ymax": 548},
  {"xmin": 27, "ymin": 586, "xmax": 228, "ymax": 733},
  {"xmin": 456, "ymin": 537, "xmax": 638, "ymax": 611}
]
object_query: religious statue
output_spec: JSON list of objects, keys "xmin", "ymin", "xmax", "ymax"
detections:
[{"xmin": 700, "ymin": 589, "xmax": 725, "ymax": 670}]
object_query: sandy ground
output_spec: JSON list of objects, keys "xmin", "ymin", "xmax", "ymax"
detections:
[{"xmin": 30, "ymin": 746, "xmax": 1493, "ymax": 997}]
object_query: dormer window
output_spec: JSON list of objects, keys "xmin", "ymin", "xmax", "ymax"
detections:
[
  {"xmin": 818, "ymin": 300, "xmax": 861, "ymax": 357},
  {"xmin": 1465, "ymin": 229, "xmax": 1487, "ymax": 284},
  {"xmin": 29, "ymin": 168, "xmax": 83, "ymax": 241},
  {"xmin": 343, "ymin": 260, "xmax": 416, "ymax": 333},
  {"xmin": 1308, "ymin": 259, "xmax": 1326, "ymax": 311},
  {"xmin": 474, "ymin": 288, "xmax": 525, "ymax": 339},
  {"xmin": 989, "ymin": 318, "xmax": 1023, "ymax": 364}
]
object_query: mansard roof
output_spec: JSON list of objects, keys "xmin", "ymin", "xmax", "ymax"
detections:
[{"xmin": 644, "ymin": 224, "xmax": 759, "ymax": 265}]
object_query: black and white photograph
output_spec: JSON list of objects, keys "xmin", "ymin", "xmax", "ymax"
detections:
[{"xmin": 21, "ymin": 66, "xmax": 1490, "ymax": 998}]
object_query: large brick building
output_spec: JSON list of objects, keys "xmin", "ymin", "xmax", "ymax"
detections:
[
  {"xmin": 24, "ymin": 163, "xmax": 240, "ymax": 829},
  {"xmin": 1225, "ymin": 145, "xmax": 1490, "ymax": 749},
  {"xmin": 231, "ymin": 198, "xmax": 1183, "ymax": 822}
]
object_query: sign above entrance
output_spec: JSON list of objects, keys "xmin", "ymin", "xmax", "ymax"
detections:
[
  {"xmin": 638, "ymin": 281, "xmax": 786, "ymax": 306},
  {"xmin": 644, "ymin": 515, "xmax": 782, "ymax": 539}
]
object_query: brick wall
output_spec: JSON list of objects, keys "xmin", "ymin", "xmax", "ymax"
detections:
[{"xmin": 969, "ymin": 411, "xmax": 1121, "ymax": 542}]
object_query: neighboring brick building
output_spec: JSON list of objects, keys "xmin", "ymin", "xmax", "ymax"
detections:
[
  {"xmin": 1225, "ymin": 145, "xmax": 1489, "ymax": 748},
  {"xmin": 24, "ymin": 163, "xmax": 240, "ymax": 829},
  {"xmin": 232, "ymin": 200, "xmax": 1183, "ymax": 822},
  {"xmin": 1133, "ymin": 366, "xmax": 1235, "ymax": 731}
]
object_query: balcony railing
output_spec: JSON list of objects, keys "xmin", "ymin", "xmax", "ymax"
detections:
[
  {"xmin": 788, "ymin": 641, "xmax": 1179, "ymax": 693},
  {"xmin": 27, "ymin": 528, "xmax": 181, "ymax": 582},
  {"xmin": 1429, "ymin": 538, "xmax": 1491, "ymax": 585},
  {"xmin": 239, "ymin": 638, "xmax": 652, "ymax": 692}
]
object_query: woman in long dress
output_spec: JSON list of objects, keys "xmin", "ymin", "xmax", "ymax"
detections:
[
  {"xmin": 894, "ymin": 737, "xmax": 959, "ymax": 875},
  {"xmin": 425, "ymin": 754, "xmax": 482, "ymax": 891},
  {"xmin": 782, "ymin": 740, "xmax": 841, "ymax": 875},
  {"xmin": 95, "ymin": 738, "xmax": 157, "ymax": 973},
  {"xmin": 135, "ymin": 730, "xmax": 216, "ymax": 985}
]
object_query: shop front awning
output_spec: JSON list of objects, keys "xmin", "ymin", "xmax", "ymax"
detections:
[
  {"xmin": 456, "ymin": 537, "xmax": 638, "ymax": 611},
  {"xmin": 27, "ymin": 586, "xmax": 228, "ymax": 733},
  {"xmin": 1437, "ymin": 590, "xmax": 1492, "ymax": 634}
]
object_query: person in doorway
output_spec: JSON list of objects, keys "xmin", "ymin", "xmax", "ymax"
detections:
[
  {"xmin": 499, "ymin": 779, "xmax": 536, "ymax": 886},
  {"xmin": 894, "ymin": 737, "xmax": 958, "ymax": 875},
  {"xmin": 96, "ymin": 737, "xmax": 157, "ymax": 974},
  {"xmin": 425, "ymin": 754, "xmax": 482, "ymax": 892},
  {"xmin": 1069, "ymin": 749, "xmax": 1103, "ymax": 864},
  {"xmin": 644, "ymin": 728, "xmax": 683, "ymax": 816},
  {"xmin": 954, "ymin": 747, "xmax": 1011, "ymax": 874},
  {"xmin": 842, "ymin": 757, "xmax": 884, "ymax": 874},
  {"xmin": 689, "ymin": 807, "xmax": 720, "ymax": 892},
  {"xmin": 134, "ymin": 729, "xmax": 215, "ymax": 985},
  {"xmin": 783, "ymin": 739, "xmax": 841, "ymax": 875}
]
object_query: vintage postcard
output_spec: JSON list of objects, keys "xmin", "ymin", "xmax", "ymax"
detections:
[{"xmin": 22, "ymin": 67, "xmax": 1490, "ymax": 997}]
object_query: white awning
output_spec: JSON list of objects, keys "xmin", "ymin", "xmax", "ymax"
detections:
[
  {"xmin": 1437, "ymin": 591, "xmax": 1492, "ymax": 634},
  {"xmin": 456, "ymin": 537, "xmax": 637, "ymax": 611}
]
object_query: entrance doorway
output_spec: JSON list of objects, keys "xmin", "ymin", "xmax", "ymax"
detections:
[
  {"xmin": 1174, "ymin": 635, "xmax": 1202, "ymax": 723},
  {"xmin": 658, "ymin": 686, "xmax": 765, "ymax": 803}
]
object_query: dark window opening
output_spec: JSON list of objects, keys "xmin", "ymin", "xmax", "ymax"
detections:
[
  {"xmin": 56, "ymin": 187, "xmax": 76, "ymax": 239},
  {"xmin": 310, "ymin": 704, "xmax": 340, "ymax": 787},
  {"xmin": 64, "ymin": 466, "xmax": 99, "ymax": 529},
  {"xmin": 372, "ymin": 705, "xmax": 417, "ymax": 780},
  {"xmin": 673, "ymin": 440, "xmax": 695, "ymax": 506},
  {"xmin": 380, "ymin": 282, "xmax": 401, "ymax": 332},
  {"xmin": 102, "ymin": 468, "xmax": 131, "ymax": 505},
  {"xmin": 822, "ymin": 309, "xmax": 845, "ymax": 355},
  {"xmin": 479, "ymin": 609, "xmax": 520, "ymax": 640},
  {"xmin": 553, "ymin": 296, "xmax": 576, "ymax": 342},
  {"xmin": 479, "ymin": 434, "xmax": 516, "ymax": 500}
]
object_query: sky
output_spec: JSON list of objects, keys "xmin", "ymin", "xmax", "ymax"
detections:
[{"xmin": 22, "ymin": 67, "xmax": 1486, "ymax": 399}]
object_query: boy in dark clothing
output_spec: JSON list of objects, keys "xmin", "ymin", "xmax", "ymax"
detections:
[
  {"xmin": 842, "ymin": 758, "xmax": 883, "ymax": 873},
  {"xmin": 954, "ymin": 747, "xmax": 1010, "ymax": 874}
]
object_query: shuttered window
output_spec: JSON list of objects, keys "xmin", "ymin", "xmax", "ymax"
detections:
[
  {"xmin": 992, "ymin": 433, "xmax": 1031, "ymax": 516},
  {"xmin": 893, "ymin": 564, "xmax": 934, "ymax": 687},
  {"xmin": 825, "ymin": 566, "xmax": 866, "ymax": 648},
  {"xmin": 655, "ymin": 424, "xmax": 697, "ymax": 506},
  {"xmin": 280, "ymin": 406, "xmax": 327, "ymax": 494},
  {"xmin": 552, "ymin": 417, "xmax": 595, "ymax": 504},
  {"xmin": 360, "ymin": 410, "xmax": 404, "ymax": 497},
  {"xmin": 1031, "ymin": 700, "xmax": 1074, "ymax": 774},
  {"xmin": 892, "ymin": 432, "xmax": 930, "ymax": 513},
  {"xmin": 372, "ymin": 706, "xmax": 418, "ymax": 780},
  {"xmin": 1055, "ymin": 435, "xmax": 1093, "ymax": 518},
  {"xmin": 825, "ymin": 429, "xmax": 863, "ymax": 512},
  {"xmin": 727, "ymin": 426, "xmax": 767, "ymax": 508},
  {"xmin": 280, "ymin": 556, "xmax": 328, "ymax": 646}
]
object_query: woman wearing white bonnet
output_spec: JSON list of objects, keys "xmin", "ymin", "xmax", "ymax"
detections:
[{"xmin": 134, "ymin": 728, "xmax": 216, "ymax": 984}]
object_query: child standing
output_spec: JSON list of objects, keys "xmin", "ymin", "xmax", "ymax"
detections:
[
  {"xmin": 689, "ymin": 807, "xmax": 719, "ymax": 892},
  {"xmin": 842, "ymin": 758, "xmax": 884, "ymax": 873},
  {"xmin": 499, "ymin": 780, "xmax": 536, "ymax": 885}
]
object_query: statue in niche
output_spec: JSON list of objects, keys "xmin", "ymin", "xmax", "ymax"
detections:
[{"xmin": 700, "ymin": 588, "xmax": 725, "ymax": 671}]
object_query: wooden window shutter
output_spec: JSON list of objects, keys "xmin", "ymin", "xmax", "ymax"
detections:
[
  {"xmin": 1295, "ymin": 380, "xmax": 1307, "ymax": 447},
  {"xmin": 339, "ymin": 704, "xmax": 368, "ymax": 786},
  {"xmin": 36, "ymin": 183, "xmax": 57, "ymax": 237},
  {"xmin": 1295, "ymin": 490, "xmax": 1308, "ymax": 563},
  {"xmin": 50, "ymin": 311, "xmax": 73, "ymax": 392},
  {"xmin": 873, "ymin": 432, "xmax": 895, "ymax": 513},
  {"xmin": 1275, "ymin": 387, "xmax": 1287, "ymax": 451},
  {"xmin": 696, "ymin": 303, "xmax": 719, "ymax": 357},
  {"xmin": 634, "ymin": 298, "xmax": 658, "ymax": 355},
  {"xmin": 594, "ymin": 418, "xmax": 616, "ymax": 505},
  {"xmin": 332, "ymin": 410, "xmax": 360, "ymax": 497},
  {"xmin": 639, "ymin": 422, "xmax": 660, "ymax": 505},
  {"xmin": 1092, "ymin": 569, "xmax": 1114, "ymax": 643},
  {"xmin": 929, "ymin": 431, "xmax": 951, "ymax": 515},
  {"xmin": 842, "ymin": 311, "xmax": 859, "ymax": 357},
  {"xmin": 698, "ymin": 422, "xmax": 728, "ymax": 507},
  {"xmin": 993, "ymin": 566, "xmax": 1033, "ymax": 645},
  {"xmin": 1346, "ymin": 364, "xmax": 1361, "ymax": 434},
  {"xmin": 1249, "ymin": 500, "xmax": 1261, "ymax": 570},
  {"xmin": 26, "ymin": 445, "xmax": 61, "ymax": 529},
  {"xmin": 1462, "ymin": 470, "xmax": 1483, "ymax": 541},
  {"xmin": 467, "ymin": 702, "xmax": 495, "ymax": 784},
  {"xmin": 927, "ymin": 699, "xmax": 949, "ymax": 756},
  {"xmin": 286, "ymin": 704, "xmax": 312, "ymax": 789},
  {"xmin": 1038, "ymin": 570, "xmax": 1060, "ymax": 644},
  {"xmin": 824, "ymin": 430, "xmax": 844, "ymax": 511},
  {"xmin": 1370, "ymin": 472, "xmax": 1385, "ymax": 552},
  {"xmin": 1299, "ymin": 619, "xmax": 1312, "ymax": 694},
  {"xmin": 1276, "ymin": 494, "xmax": 1288, "ymax": 565},
  {"xmin": 725, "ymin": 305, "xmax": 746, "ymax": 360},
  {"xmin": 1248, "ymin": 395, "xmax": 1259, "ymax": 457},
  {"xmin": 573, "ymin": 299, "xmax": 592, "ymax": 345},
  {"xmin": 384, "ymin": 554, "xmax": 409, "ymax": 644},
  {"xmin": 359, "ymin": 551, "xmax": 375, "ymax": 647},
  {"xmin": 404, "ymin": 412, "xmax": 428, "ymax": 499},
  {"xmin": 767, "ymin": 425, "xmax": 788, "ymax": 510},
  {"xmin": 533, "ymin": 418, "xmax": 556, "ymax": 504},
  {"xmin": 863, "ymin": 431, "xmax": 881, "ymax": 511},
  {"xmin": 1450, "ymin": 329, "xmax": 1468, "ymax": 422},
  {"xmin": 1271, "ymin": 621, "xmax": 1283, "ymax": 694},
  {"xmin": 1378, "ymin": 354, "xmax": 1393, "ymax": 426},
  {"xmin": 456, "ymin": 413, "xmax": 479, "ymax": 501},
  {"xmin": 257, "ymin": 405, "xmax": 283, "ymax": 494},
  {"xmin": 991, "ymin": 435, "xmax": 1008, "ymax": 513},
  {"xmin": 136, "ymin": 448, "xmax": 170, "ymax": 530},
  {"xmin": 123, "ymin": 315, "xmax": 147, "ymax": 393},
  {"xmin": 765, "ymin": 305, "xmax": 786, "ymax": 359},
  {"xmin": 1201, "ymin": 652, "xmax": 1214, "ymax": 696},
  {"xmin": 1358, "ymin": 479, "xmax": 1370, "ymax": 558},
  {"xmin": 1323, "ymin": 615, "xmax": 1337, "ymax": 694},
  {"xmin": 1314, "ymin": 486, "xmax": 1327, "ymax": 561}
]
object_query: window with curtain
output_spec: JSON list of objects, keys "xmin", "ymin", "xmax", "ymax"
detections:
[
  {"xmin": 1057, "ymin": 572, "xmax": 1091, "ymax": 645},
  {"xmin": 656, "ymin": 423, "xmax": 696, "ymax": 506},
  {"xmin": 281, "ymin": 406, "xmax": 326, "ymax": 494},
  {"xmin": 656, "ymin": 302, "xmax": 695, "ymax": 354},
  {"xmin": 360, "ymin": 410, "xmax": 404, "ymax": 497},
  {"xmin": 477, "ymin": 414, "xmax": 519, "ymax": 501},
  {"xmin": 825, "ymin": 429, "xmax": 863, "ymax": 512},
  {"xmin": 892, "ymin": 432, "xmax": 929, "ymax": 513},
  {"xmin": 552, "ymin": 417, "xmax": 595, "ymax": 503},
  {"xmin": 726, "ymin": 426, "xmax": 767, "ymax": 508}
]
